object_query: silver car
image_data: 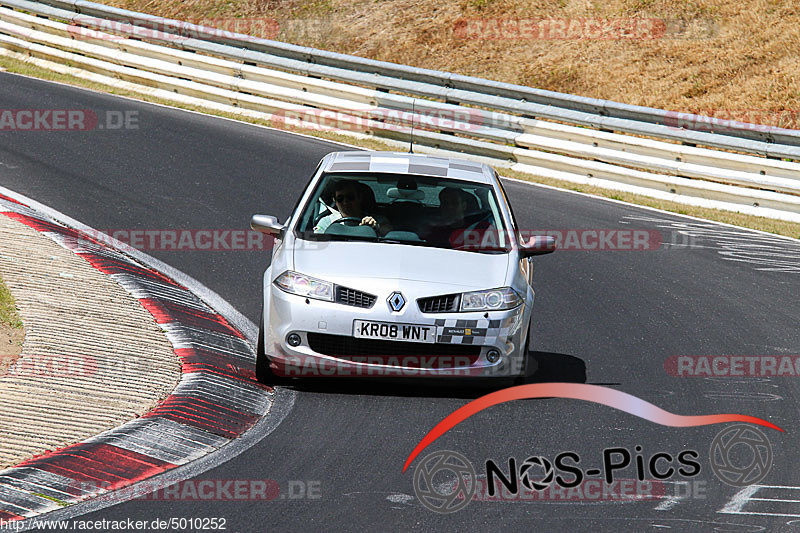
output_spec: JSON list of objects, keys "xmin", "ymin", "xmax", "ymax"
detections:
[{"xmin": 251, "ymin": 151, "xmax": 555, "ymax": 384}]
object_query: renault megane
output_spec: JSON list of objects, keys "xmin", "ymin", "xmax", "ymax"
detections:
[{"xmin": 251, "ymin": 151, "xmax": 555, "ymax": 383}]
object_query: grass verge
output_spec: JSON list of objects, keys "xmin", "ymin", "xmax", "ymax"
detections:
[
  {"xmin": 33, "ymin": 493, "xmax": 70, "ymax": 507},
  {"xmin": 1, "ymin": 53, "xmax": 798, "ymax": 240},
  {"xmin": 0, "ymin": 273, "xmax": 23, "ymax": 364},
  {"xmin": 0, "ymin": 275, "xmax": 22, "ymax": 331}
]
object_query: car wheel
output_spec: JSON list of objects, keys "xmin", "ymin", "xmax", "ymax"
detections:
[
  {"xmin": 512, "ymin": 320, "xmax": 532, "ymax": 386},
  {"xmin": 256, "ymin": 310, "xmax": 279, "ymax": 385}
]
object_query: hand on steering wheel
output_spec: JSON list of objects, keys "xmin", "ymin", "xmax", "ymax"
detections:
[
  {"xmin": 328, "ymin": 216, "xmax": 364, "ymax": 227},
  {"xmin": 360, "ymin": 216, "xmax": 379, "ymax": 230},
  {"xmin": 329, "ymin": 216, "xmax": 380, "ymax": 230}
]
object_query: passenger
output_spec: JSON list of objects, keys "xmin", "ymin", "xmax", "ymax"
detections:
[
  {"xmin": 424, "ymin": 187, "xmax": 492, "ymax": 248},
  {"xmin": 438, "ymin": 187, "xmax": 469, "ymax": 227},
  {"xmin": 314, "ymin": 181, "xmax": 390, "ymax": 235}
]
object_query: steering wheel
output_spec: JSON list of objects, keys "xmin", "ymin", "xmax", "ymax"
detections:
[
  {"xmin": 328, "ymin": 217, "xmax": 363, "ymax": 227},
  {"xmin": 465, "ymin": 212, "xmax": 493, "ymax": 230}
]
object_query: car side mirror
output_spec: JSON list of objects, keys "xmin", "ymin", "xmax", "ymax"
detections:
[
  {"xmin": 519, "ymin": 235, "xmax": 556, "ymax": 258},
  {"xmin": 251, "ymin": 214, "xmax": 285, "ymax": 237}
]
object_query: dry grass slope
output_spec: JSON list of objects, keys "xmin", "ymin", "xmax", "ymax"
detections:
[{"xmin": 103, "ymin": 0, "xmax": 800, "ymax": 127}]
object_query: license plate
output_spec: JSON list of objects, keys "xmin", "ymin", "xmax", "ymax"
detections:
[{"xmin": 353, "ymin": 320, "xmax": 436, "ymax": 343}]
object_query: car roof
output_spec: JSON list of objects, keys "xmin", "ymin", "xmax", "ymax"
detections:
[{"xmin": 319, "ymin": 151, "xmax": 495, "ymax": 184}]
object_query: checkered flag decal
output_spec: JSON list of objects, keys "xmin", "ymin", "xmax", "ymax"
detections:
[
  {"xmin": 327, "ymin": 152, "xmax": 488, "ymax": 181},
  {"xmin": 434, "ymin": 313, "xmax": 523, "ymax": 346}
]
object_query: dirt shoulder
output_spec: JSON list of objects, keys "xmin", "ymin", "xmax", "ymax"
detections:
[{"xmin": 101, "ymin": 0, "xmax": 800, "ymax": 128}]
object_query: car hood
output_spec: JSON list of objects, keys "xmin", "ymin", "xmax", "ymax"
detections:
[{"xmin": 292, "ymin": 240, "xmax": 510, "ymax": 290}]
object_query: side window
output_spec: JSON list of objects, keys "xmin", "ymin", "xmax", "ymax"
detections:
[
  {"xmin": 483, "ymin": 193, "xmax": 508, "ymax": 248},
  {"xmin": 288, "ymin": 160, "xmax": 326, "ymax": 229},
  {"xmin": 296, "ymin": 172, "xmax": 331, "ymax": 233},
  {"xmin": 496, "ymin": 173, "xmax": 521, "ymax": 241}
]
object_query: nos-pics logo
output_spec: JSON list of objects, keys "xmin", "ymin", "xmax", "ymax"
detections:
[
  {"xmin": 412, "ymin": 424, "xmax": 773, "ymax": 513},
  {"xmin": 413, "ymin": 450, "xmax": 477, "ymax": 514}
]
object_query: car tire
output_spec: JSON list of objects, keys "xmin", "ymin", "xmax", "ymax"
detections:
[
  {"xmin": 256, "ymin": 310, "xmax": 280, "ymax": 385},
  {"xmin": 512, "ymin": 319, "xmax": 532, "ymax": 386}
]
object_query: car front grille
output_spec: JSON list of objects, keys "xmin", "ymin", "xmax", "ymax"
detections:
[
  {"xmin": 335, "ymin": 286, "xmax": 376, "ymax": 308},
  {"xmin": 306, "ymin": 333, "xmax": 480, "ymax": 367},
  {"xmin": 417, "ymin": 294, "xmax": 460, "ymax": 313}
]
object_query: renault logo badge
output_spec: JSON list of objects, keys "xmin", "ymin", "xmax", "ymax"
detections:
[{"xmin": 387, "ymin": 292, "xmax": 406, "ymax": 312}]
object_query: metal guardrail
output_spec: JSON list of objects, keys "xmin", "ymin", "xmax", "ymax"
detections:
[
  {"xmin": 1, "ymin": 0, "xmax": 800, "ymax": 220},
  {"xmin": 27, "ymin": 0, "xmax": 800, "ymax": 149},
  {"xmin": 26, "ymin": 0, "xmax": 800, "ymax": 152}
]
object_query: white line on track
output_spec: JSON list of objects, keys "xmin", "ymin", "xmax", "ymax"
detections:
[{"xmin": 717, "ymin": 485, "xmax": 800, "ymax": 518}]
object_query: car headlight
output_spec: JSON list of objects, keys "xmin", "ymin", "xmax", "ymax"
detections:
[
  {"xmin": 274, "ymin": 271, "xmax": 334, "ymax": 301},
  {"xmin": 460, "ymin": 287, "xmax": 521, "ymax": 312}
]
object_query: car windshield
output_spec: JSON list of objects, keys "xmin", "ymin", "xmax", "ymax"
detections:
[{"xmin": 294, "ymin": 173, "xmax": 512, "ymax": 252}]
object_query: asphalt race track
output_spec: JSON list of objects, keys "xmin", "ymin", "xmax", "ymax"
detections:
[{"xmin": 2, "ymin": 72, "xmax": 800, "ymax": 531}]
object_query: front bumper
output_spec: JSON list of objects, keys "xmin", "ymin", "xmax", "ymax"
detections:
[{"xmin": 263, "ymin": 282, "xmax": 528, "ymax": 378}]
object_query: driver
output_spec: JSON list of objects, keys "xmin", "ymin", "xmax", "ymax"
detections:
[{"xmin": 314, "ymin": 180, "xmax": 390, "ymax": 235}]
